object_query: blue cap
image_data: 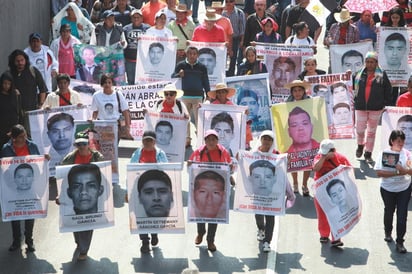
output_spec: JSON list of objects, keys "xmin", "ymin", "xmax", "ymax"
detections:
[
  {"xmin": 29, "ymin": 33, "xmax": 41, "ymax": 41},
  {"xmin": 102, "ymin": 10, "xmax": 115, "ymax": 18}
]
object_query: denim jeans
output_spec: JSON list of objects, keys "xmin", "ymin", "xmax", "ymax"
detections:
[
  {"xmin": 125, "ymin": 60, "xmax": 136, "ymax": 85},
  {"xmin": 380, "ymin": 183, "xmax": 412, "ymax": 243},
  {"xmin": 255, "ymin": 214, "xmax": 275, "ymax": 243}
]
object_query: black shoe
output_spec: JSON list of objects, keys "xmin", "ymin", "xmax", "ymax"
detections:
[
  {"xmin": 8, "ymin": 242, "xmax": 20, "ymax": 252},
  {"xmin": 364, "ymin": 151, "xmax": 373, "ymax": 163},
  {"xmin": 151, "ymin": 235, "xmax": 158, "ymax": 247},
  {"xmin": 396, "ymin": 243, "xmax": 407, "ymax": 253},
  {"xmin": 356, "ymin": 145, "xmax": 364, "ymax": 158},
  {"xmin": 26, "ymin": 242, "xmax": 35, "ymax": 252},
  {"xmin": 331, "ymin": 240, "xmax": 344, "ymax": 247},
  {"xmin": 320, "ymin": 237, "xmax": 329, "ymax": 243},
  {"xmin": 384, "ymin": 233, "xmax": 393, "ymax": 242},
  {"xmin": 140, "ymin": 241, "xmax": 150, "ymax": 253}
]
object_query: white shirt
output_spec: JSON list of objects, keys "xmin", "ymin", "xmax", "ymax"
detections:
[{"xmin": 91, "ymin": 91, "xmax": 129, "ymax": 120}]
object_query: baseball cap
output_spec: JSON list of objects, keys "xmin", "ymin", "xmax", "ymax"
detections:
[
  {"xmin": 318, "ymin": 139, "xmax": 335, "ymax": 155},
  {"xmin": 29, "ymin": 33, "xmax": 41, "ymax": 41},
  {"xmin": 102, "ymin": 10, "xmax": 115, "ymax": 19},
  {"xmin": 204, "ymin": 129, "xmax": 219, "ymax": 139},
  {"xmin": 142, "ymin": 130, "xmax": 156, "ymax": 141},
  {"xmin": 75, "ymin": 132, "xmax": 89, "ymax": 144}
]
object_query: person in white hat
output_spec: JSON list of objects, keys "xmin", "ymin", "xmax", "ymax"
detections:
[
  {"xmin": 188, "ymin": 129, "xmax": 232, "ymax": 252},
  {"xmin": 145, "ymin": 10, "xmax": 173, "ymax": 37},
  {"xmin": 154, "ymin": 83, "xmax": 189, "ymax": 116},
  {"xmin": 313, "ymin": 138, "xmax": 351, "ymax": 248},
  {"xmin": 192, "ymin": 9, "xmax": 225, "ymax": 43},
  {"xmin": 324, "ymin": 8, "xmax": 359, "ymax": 47},
  {"xmin": 206, "ymin": 83, "xmax": 236, "ymax": 105}
]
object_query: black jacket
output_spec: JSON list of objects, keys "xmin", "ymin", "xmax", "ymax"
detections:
[{"xmin": 354, "ymin": 70, "xmax": 392, "ymax": 111}]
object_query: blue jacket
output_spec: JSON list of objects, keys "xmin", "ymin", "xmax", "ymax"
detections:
[
  {"xmin": 130, "ymin": 147, "xmax": 168, "ymax": 163},
  {"xmin": 0, "ymin": 139, "xmax": 40, "ymax": 157}
]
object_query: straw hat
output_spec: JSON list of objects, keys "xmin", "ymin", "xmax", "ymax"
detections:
[
  {"xmin": 207, "ymin": 83, "xmax": 236, "ymax": 99},
  {"xmin": 334, "ymin": 9, "xmax": 353, "ymax": 23},
  {"xmin": 157, "ymin": 84, "xmax": 184, "ymax": 98},
  {"xmin": 211, "ymin": 1, "xmax": 225, "ymax": 9},
  {"xmin": 204, "ymin": 9, "xmax": 221, "ymax": 21},
  {"xmin": 175, "ymin": 4, "xmax": 192, "ymax": 16},
  {"xmin": 284, "ymin": 80, "xmax": 311, "ymax": 90}
]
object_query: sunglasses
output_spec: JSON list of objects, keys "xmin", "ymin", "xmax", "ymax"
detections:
[
  {"xmin": 164, "ymin": 92, "xmax": 177, "ymax": 97},
  {"xmin": 76, "ymin": 142, "xmax": 88, "ymax": 146}
]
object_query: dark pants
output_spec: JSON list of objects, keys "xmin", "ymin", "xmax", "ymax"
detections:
[
  {"xmin": 139, "ymin": 233, "xmax": 157, "ymax": 242},
  {"xmin": 380, "ymin": 183, "xmax": 412, "ymax": 244},
  {"xmin": 227, "ymin": 36, "xmax": 242, "ymax": 77},
  {"xmin": 125, "ymin": 60, "xmax": 136, "ymax": 85},
  {"xmin": 11, "ymin": 219, "xmax": 34, "ymax": 244},
  {"xmin": 255, "ymin": 214, "xmax": 275, "ymax": 243},
  {"xmin": 197, "ymin": 223, "xmax": 218, "ymax": 242},
  {"xmin": 74, "ymin": 230, "xmax": 93, "ymax": 254}
]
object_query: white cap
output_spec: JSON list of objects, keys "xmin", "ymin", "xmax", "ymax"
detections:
[{"xmin": 318, "ymin": 139, "xmax": 335, "ymax": 155}]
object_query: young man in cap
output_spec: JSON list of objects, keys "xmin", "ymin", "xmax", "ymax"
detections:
[
  {"xmin": 188, "ymin": 129, "xmax": 232, "ymax": 252},
  {"xmin": 90, "ymin": 10, "xmax": 127, "ymax": 47},
  {"xmin": 130, "ymin": 130, "xmax": 167, "ymax": 253},
  {"xmin": 123, "ymin": 9, "xmax": 150, "ymax": 84}
]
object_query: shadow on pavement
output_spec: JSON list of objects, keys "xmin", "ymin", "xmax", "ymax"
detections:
[
  {"xmin": 192, "ymin": 247, "xmax": 247, "ymax": 273},
  {"xmin": 286, "ymin": 195, "xmax": 317, "ymax": 219},
  {"xmin": 320, "ymin": 244, "xmax": 369, "ymax": 268},
  {"xmin": 132, "ymin": 247, "xmax": 188, "ymax": 274},
  {"xmin": 61, "ymin": 257, "xmax": 119, "ymax": 274},
  {"xmin": 275, "ymin": 252, "xmax": 305, "ymax": 273}
]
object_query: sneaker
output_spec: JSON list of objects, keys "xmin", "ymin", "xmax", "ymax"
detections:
[
  {"xmin": 320, "ymin": 237, "xmax": 329, "ymax": 243},
  {"xmin": 78, "ymin": 253, "xmax": 88, "ymax": 261},
  {"xmin": 195, "ymin": 234, "xmax": 204, "ymax": 245},
  {"xmin": 8, "ymin": 242, "xmax": 20, "ymax": 252},
  {"xmin": 356, "ymin": 145, "xmax": 364, "ymax": 158},
  {"xmin": 140, "ymin": 241, "xmax": 150, "ymax": 253},
  {"xmin": 257, "ymin": 230, "xmax": 265, "ymax": 241},
  {"xmin": 396, "ymin": 243, "xmax": 407, "ymax": 253},
  {"xmin": 151, "ymin": 235, "xmax": 159, "ymax": 247},
  {"xmin": 262, "ymin": 242, "xmax": 271, "ymax": 252},
  {"xmin": 384, "ymin": 233, "xmax": 393, "ymax": 243},
  {"xmin": 331, "ymin": 240, "xmax": 344, "ymax": 247},
  {"xmin": 207, "ymin": 241, "xmax": 216, "ymax": 252}
]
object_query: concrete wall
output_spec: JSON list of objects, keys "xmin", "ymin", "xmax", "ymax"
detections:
[{"xmin": 0, "ymin": 0, "xmax": 50, "ymax": 71}]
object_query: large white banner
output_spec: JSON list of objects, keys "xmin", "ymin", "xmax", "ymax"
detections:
[
  {"xmin": 255, "ymin": 43, "xmax": 313, "ymax": 103},
  {"xmin": 197, "ymin": 104, "xmax": 247, "ymax": 158},
  {"xmin": 234, "ymin": 151, "xmax": 288, "ymax": 216},
  {"xmin": 330, "ymin": 41, "xmax": 373, "ymax": 74},
  {"xmin": 70, "ymin": 78, "xmax": 101, "ymax": 107},
  {"xmin": 127, "ymin": 163, "xmax": 184, "ymax": 234},
  {"xmin": 28, "ymin": 105, "xmax": 89, "ymax": 176},
  {"xmin": 114, "ymin": 81, "xmax": 173, "ymax": 140},
  {"xmin": 188, "ymin": 163, "xmax": 230, "ymax": 224},
  {"xmin": 381, "ymin": 107, "xmax": 412, "ymax": 151},
  {"xmin": 377, "ymin": 27, "xmax": 411, "ymax": 87},
  {"xmin": 73, "ymin": 120, "xmax": 119, "ymax": 183},
  {"xmin": 226, "ymin": 73, "xmax": 272, "ymax": 135},
  {"xmin": 188, "ymin": 41, "xmax": 227, "ymax": 90},
  {"xmin": 0, "ymin": 155, "xmax": 49, "ymax": 221},
  {"xmin": 313, "ymin": 165, "xmax": 361, "ymax": 239},
  {"xmin": 305, "ymin": 72, "xmax": 354, "ymax": 139},
  {"xmin": 136, "ymin": 35, "xmax": 177, "ymax": 84},
  {"xmin": 56, "ymin": 161, "xmax": 114, "ymax": 233},
  {"xmin": 144, "ymin": 111, "xmax": 188, "ymax": 165}
]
